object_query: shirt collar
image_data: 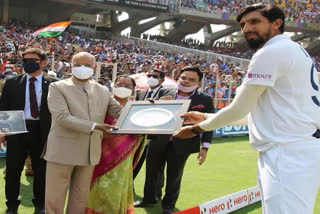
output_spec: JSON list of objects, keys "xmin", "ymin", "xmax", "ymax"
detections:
[
  {"xmin": 263, "ymin": 34, "xmax": 290, "ymax": 48},
  {"xmin": 176, "ymin": 88, "xmax": 198, "ymax": 99},
  {"xmin": 71, "ymin": 76, "xmax": 91, "ymax": 88},
  {"xmin": 26, "ymin": 72, "xmax": 43, "ymax": 82},
  {"xmin": 148, "ymin": 85, "xmax": 162, "ymax": 93}
]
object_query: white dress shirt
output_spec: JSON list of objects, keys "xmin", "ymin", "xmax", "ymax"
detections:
[{"xmin": 146, "ymin": 85, "xmax": 162, "ymax": 100}]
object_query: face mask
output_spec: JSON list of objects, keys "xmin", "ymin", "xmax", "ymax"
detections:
[
  {"xmin": 147, "ymin": 77, "xmax": 159, "ymax": 87},
  {"xmin": 71, "ymin": 65, "xmax": 94, "ymax": 80},
  {"xmin": 178, "ymin": 83, "xmax": 198, "ymax": 93},
  {"xmin": 113, "ymin": 87, "xmax": 132, "ymax": 99},
  {"xmin": 22, "ymin": 61, "xmax": 40, "ymax": 74}
]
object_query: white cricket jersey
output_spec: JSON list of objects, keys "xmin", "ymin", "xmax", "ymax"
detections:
[{"xmin": 243, "ymin": 34, "xmax": 320, "ymax": 151}]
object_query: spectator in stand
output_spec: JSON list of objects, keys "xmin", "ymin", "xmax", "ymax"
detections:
[{"xmin": 0, "ymin": 20, "xmax": 318, "ymax": 112}]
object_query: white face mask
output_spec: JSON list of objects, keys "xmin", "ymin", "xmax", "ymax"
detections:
[
  {"xmin": 147, "ymin": 77, "xmax": 159, "ymax": 87},
  {"xmin": 113, "ymin": 87, "xmax": 132, "ymax": 99},
  {"xmin": 71, "ymin": 65, "xmax": 94, "ymax": 80}
]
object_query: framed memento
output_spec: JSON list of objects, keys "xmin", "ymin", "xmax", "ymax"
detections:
[
  {"xmin": 112, "ymin": 100, "xmax": 191, "ymax": 134},
  {"xmin": 0, "ymin": 111, "xmax": 28, "ymax": 135}
]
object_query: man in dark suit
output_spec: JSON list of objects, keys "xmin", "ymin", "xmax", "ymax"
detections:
[
  {"xmin": 134, "ymin": 66, "xmax": 214, "ymax": 214},
  {"xmin": 133, "ymin": 68, "xmax": 165, "ymax": 180},
  {"xmin": 0, "ymin": 48, "xmax": 57, "ymax": 214}
]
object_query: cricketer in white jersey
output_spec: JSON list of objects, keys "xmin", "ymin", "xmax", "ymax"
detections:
[{"xmin": 173, "ymin": 4, "xmax": 320, "ymax": 214}]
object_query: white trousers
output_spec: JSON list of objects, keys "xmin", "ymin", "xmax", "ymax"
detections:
[{"xmin": 258, "ymin": 141, "xmax": 320, "ymax": 214}]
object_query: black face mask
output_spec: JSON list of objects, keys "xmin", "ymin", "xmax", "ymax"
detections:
[{"xmin": 22, "ymin": 61, "xmax": 40, "ymax": 74}]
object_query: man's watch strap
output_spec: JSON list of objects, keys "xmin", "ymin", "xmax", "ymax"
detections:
[{"xmin": 190, "ymin": 125, "xmax": 201, "ymax": 135}]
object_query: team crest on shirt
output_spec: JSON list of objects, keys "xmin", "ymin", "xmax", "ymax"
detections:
[{"xmin": 247, "ymin": 73, "xmax": 272, "ymax": 79}]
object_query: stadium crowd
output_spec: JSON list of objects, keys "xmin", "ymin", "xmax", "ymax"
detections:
[
  {"xmin": 0, "ymin": 21, "xmax": 254, "ymax": 107},
  {"xmin": 1, "ymin": 21, "xmax": 319, "ymax": 107},
  {"xmin": 142, "ymin": 33, "xmax": 257, "ymax": 59},
  {"xmin": 181, "ymin": 0, "xmax": 320, "ymax": 24}
]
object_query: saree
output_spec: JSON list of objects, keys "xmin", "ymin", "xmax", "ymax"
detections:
[{"xmin": 86, "ymin": 115, "xmax": 146, "ymax": 214}]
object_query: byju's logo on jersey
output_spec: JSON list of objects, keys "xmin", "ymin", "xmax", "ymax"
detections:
[{"xmin": 247, "ymin": 73, "xmax": 272, "ymax": 79}]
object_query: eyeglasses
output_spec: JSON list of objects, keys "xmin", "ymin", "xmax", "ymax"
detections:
[
  {"xmin": 179, "ymin": 76, "xmax": 198, "ymax": 83},
  {"xmin": 147, "ymin": 74, "xmax": 160, "ymax": 79},
  {"xmin": 22, "ymin": 58, "xmax": 41, "ymax": 63}
]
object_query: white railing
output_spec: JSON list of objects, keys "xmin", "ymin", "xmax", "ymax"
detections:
[{"xmin": 114, "ymin": 36, "xmax": 250, "ymax": 68}]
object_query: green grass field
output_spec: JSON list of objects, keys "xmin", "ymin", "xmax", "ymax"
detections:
[{"xmin": 0, "ymin": 136, "xmax": 319, "ymax": 214}]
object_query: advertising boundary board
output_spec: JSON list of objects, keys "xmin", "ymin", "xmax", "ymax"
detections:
[
  {"xmin": 212, "ymin": 108, "xmax": 249, "ymax": 137},
  {"xmin": 213, "ymin": 125, "xmax": 248, "ymax": 137},
  {"xmin": 174, "ymin": 186, "xmax": 261, "ymax": 214}
]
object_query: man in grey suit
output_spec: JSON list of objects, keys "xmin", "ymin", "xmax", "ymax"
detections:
[{"xmin": 43, "ymin": 52, "xmax": 122, "ymax": 214}]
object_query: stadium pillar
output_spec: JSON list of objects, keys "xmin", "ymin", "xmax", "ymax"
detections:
[
  {"xmin": 1, "ymin": 0, "xmax": 9, "ymax": 24},
  {"xmin": 205, "ymin": 26, "xmax": 240, "ymax": 48},
  {"xmin": 204, "ymin": 24, "xmax": 212, "ymax": 47},
  {"xmin": 165, "ymin": 20, "xmax": 205, "ymax": 42},
  {"xmin": 111, "ymin": 12, "xmax": 152, "ymax": 37}
]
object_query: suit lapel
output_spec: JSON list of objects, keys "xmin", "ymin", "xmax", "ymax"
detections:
[
  {"xmin": 188, "ymin": 89, "xmax": 200, "ymax": 110},
  {"xmin": 141, "ymin": 90, "xmax": 148, "ymax": 100},
  {"xmin": 152, "ymin": 85, "xmax": 163, "ymax": 99},
  {"xmin": 84, "ymin": 82, "xmax": 94, "ymax": 120},
  {"xmin": 41, "ymin": 76, "xmax": 49, "ymax": 106},
  {"xmin": 18, "ymin": 75, "xmax": 27, "ymax": 108}
]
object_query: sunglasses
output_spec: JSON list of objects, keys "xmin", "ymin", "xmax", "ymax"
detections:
[
  {"xmin": 23, "ymin": 58, "xmax": 41, "ymax": 63},
  {"xmin": 147, "ymin": 74, "xmax": 160, "ymax": 79}
]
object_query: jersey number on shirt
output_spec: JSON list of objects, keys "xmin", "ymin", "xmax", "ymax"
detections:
[
  {"xmin": 310, "ymin": 64, "xmax": 320, "ymax": 107},
  {"xmin": 301, "ymin": 46, "xmax": 320, "ymax": 107}
]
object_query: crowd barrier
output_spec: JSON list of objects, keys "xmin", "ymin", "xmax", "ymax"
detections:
[{"xmin": 174, "ymin": 185, "xmax": 261, "ymax": 214}]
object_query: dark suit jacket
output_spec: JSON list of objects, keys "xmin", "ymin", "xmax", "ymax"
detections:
[
  {"xmin": 136, "ymin": 85, "xmax": 163, "ymax": 101},
  {"xmin": 151, "ymin": 88, "xmax": 214, "ymax": 155},
  {"xmin": 0, "ymin": 74, "xmax": 57, "ymax": 144}
]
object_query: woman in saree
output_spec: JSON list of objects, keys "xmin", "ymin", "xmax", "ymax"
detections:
[{"xmin": 86, "ymin": 75, "xmax": 146, "ymax": 214}]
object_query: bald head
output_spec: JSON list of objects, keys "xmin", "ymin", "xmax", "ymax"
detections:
[{"xmin": 72, "ymin": 52, "xmax": 96, "ymax": 68}]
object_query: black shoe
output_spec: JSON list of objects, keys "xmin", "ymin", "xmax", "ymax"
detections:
[
  {"xmin": 34, "ymin": 207, "xmax": 45, "ymax": 214},
  {"xmin": 163, "ymin": 207, "xmax": 173, "ymax": 214},
  {"xmin": 134, "ymin": 199, "xmax": 157, "ymax": 207},
  {"xmin": 4, "ymin": 209, "xmax": 18, "ymax": 214}
]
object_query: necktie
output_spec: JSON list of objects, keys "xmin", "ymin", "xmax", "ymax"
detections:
[
  {"xmin": 29, "ymin": 77, "xmax": 39, "ymax": 118},
  {"xmin": 146, "ymin": 91, "xmax": 153, "ymax": 99}
]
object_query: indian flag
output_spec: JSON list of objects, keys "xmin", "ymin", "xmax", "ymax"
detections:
[{"xmin": 33, "ymin": 21, "xmax": 72, "ymax": 37}]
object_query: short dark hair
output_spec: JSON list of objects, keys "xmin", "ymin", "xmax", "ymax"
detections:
[
  {"xmin": 152, "ymin": 69, "xmax": 165, "ymax": 79},
  {"xmin": 180, "ymin": 66, "xmax": 203, "ymax": 82},
  {"xmin": 236, "ymin": 4, "xmax": 285, "ymax": 34},
  {"xmin": 115, "ymin": 75, "xmax": 136, "ymax": 88},
  {"xmin": 22, "ymin": 48, "xmax": 46, "ymax": 61}
]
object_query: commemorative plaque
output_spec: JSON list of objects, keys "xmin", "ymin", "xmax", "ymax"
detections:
[
  {"xmin": 0, "ymin": 111, "xmax": 28, "ymax": 135},
  {"xmin": 112, "ymin": 100, "xmax": 191, "ymax": 134}
]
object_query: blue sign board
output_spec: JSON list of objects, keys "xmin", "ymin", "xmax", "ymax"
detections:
[{"xmin": 213, "ymin": 125, "xmax": 248, "ymax": 137}]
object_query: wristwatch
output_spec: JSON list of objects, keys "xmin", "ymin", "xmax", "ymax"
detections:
[{"xmin": 190, "ymin": 125, "xmax": 201, "ymax": 135}]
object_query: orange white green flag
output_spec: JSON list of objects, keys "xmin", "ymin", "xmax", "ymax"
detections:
[{"xmin": 33, "ymin": 21, "xmax": 72, "ymax": 37}]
